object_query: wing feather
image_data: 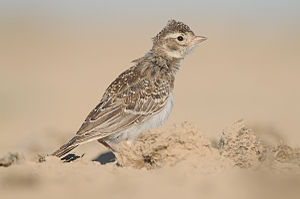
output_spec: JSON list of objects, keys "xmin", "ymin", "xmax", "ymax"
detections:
[{"xmin": 74, "ymin": 64, "xmax": 172, "ymax": 143}]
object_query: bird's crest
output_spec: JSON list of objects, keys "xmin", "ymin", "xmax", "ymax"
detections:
[{"xmin": 152, "ymin": 19, "xmax": 193, "ymax": 44}]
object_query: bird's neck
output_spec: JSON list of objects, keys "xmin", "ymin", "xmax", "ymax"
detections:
[{"xmin": 149, "ymin": 49, "xmax": 182, "ymax": 74}]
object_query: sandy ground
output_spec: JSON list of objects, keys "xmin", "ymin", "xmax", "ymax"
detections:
[{"xmin": 1, "ymin": 120, "xmax": 300, "ymax": 199}]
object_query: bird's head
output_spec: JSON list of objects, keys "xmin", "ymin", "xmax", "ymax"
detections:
[{"xmin": 152, "ymin": 20, "xmax": 207, "ymax": 59}]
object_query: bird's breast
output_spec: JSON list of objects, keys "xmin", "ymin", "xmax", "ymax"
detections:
[{"xmin": 142, "ymin": 93, "xmax": 174, "ymax": 130}]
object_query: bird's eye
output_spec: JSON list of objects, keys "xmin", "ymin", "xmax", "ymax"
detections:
[{"xmin": 177, "ymin": 36, "xmax": 184, "ymax": 41}]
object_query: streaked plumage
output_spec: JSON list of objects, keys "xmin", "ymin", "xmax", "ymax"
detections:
[{"xmin": 52, "ymin": 20, "xmax": 207, "ymax": 157}]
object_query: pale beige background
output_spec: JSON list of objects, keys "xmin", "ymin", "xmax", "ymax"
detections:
[{"xmin": 0, "ymin": 0, "xmax": 300, "ymax": 153}]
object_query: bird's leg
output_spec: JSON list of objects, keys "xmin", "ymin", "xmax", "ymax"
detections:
[{"xmin": 97, "ymin": 139, "xmax": 116, "ymax": 152}]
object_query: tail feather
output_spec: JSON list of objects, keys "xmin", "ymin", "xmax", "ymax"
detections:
[
  {"xmin": 52, "ymin": 137, "xmax": 79, "ymax": 158},
  {"xmin": 51, "ymin": 134, "xmax": 104, "ymax": 157}
]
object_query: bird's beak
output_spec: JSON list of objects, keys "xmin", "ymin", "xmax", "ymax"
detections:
[{"xmin": 193, "ymin": 36, "xmax": 207, "ymax": 44}]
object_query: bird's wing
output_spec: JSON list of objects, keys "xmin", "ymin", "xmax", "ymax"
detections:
[{"xmin": 74, "ymin": 66, "xmax": 171, "ymax": 143}]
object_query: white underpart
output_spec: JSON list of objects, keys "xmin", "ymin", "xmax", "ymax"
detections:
[
  {"xmin": 107, "ymin": 93, "xmax": 174, "ymax": 146},
  {"xmin": 185, "ymin": 44, "xmax": 197, "ymax": 56},
  {"xmin": 165, "ymin": 49, "xmax": 184, "ymax": 59}
]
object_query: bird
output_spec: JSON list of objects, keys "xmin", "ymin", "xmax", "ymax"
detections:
[{"xmin": 52, "ymin": 19, "xmax": 207, "ymax": 157}]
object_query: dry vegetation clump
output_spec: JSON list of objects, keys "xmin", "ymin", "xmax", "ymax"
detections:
[
  {"xmin": 269, "ymin": 145, "xmax": 300, "ymax": 172},
  {"xmin": 115, "ymin": 120, "xmax": 300, "ymax": 170},
  {"xmin": 116, "ymin": 122, "xmax": 219, "ymax": 169},
  {"xmin": 218, "ymin": 120, "xmax": 266, "ymax": 168},
  {"xmin": 0, "ymin": 152, "xmax": 24, "ymax": 167}
]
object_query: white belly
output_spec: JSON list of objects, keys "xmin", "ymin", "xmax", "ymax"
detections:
[{"xmin": 106, "ymin": 93, "xmax": 174, "ymax": 145}]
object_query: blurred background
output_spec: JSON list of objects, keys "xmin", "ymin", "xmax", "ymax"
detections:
[{"xmin": 0, "ymin": 0, "xmax": 300, "ymax": 154}]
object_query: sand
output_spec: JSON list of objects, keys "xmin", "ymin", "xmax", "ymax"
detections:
[{"xmin": 1, "ymin": 120, "xmax": 300, "ymax": 199}]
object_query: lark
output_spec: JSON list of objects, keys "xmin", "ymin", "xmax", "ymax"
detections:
[{"xmin": 52, "ymin": 20, "xmax": 207, "ymax": 157}]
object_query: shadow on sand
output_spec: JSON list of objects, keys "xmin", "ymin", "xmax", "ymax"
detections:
[
  {"xmin": 61, "ymin": 153, "xmax": 83, "ymax": 162},
  {"xmin": 92, "ymin": 151, "xmax": 116, "ymax": 165}
]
